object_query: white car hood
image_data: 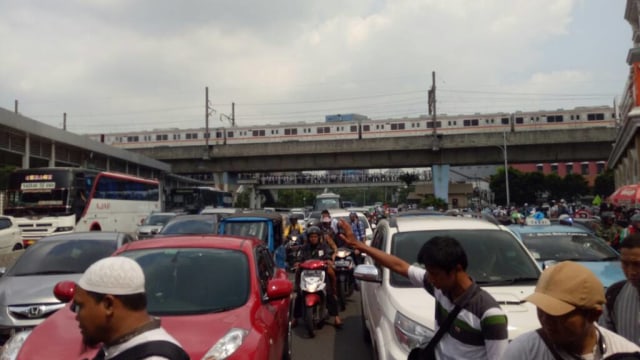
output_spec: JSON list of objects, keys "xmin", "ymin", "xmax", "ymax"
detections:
[{"xmin": 388, "ymin": 285, "xmax": 539, "ymax": 339}]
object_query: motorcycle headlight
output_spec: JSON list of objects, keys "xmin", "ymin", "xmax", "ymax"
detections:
[
  {"xmin": 0, "ymin": 329, "xmax": 32, "ymax": 360},
  {"xmin": 336, "ymin": 249, "xmax": 351, "ymax": 258},
  {"xmin": 202, "ymin": 328, "xmax": 249, "ymax": 360},
  {"xmin": 393, "ymin": 312, "xmax": 433, "ymax": 352}
]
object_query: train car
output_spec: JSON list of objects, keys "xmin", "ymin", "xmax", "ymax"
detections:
[{"xmin": 86, "ymin": 105, "xmax": 616, "ymax": 149}]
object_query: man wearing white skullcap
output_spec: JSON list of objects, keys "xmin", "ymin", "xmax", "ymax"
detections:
[{"xmin": 73, "ymin": 256, "xmax": 190, "ymax": 360}]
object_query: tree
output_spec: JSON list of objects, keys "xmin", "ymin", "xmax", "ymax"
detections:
[
  {"xmin": 561, "ymin": 174, "xmax": 589, "ymax": 202},
  {"xmin": 593, "ymin": 169, "xmax": 615, "ymax": 198},
  {"xmin": 398, "ymin": 173, "xmax": 419, "ymax": 187},
  {"xmin": 419, "ymin": 195, "xmax": 448, "ymax": 210},
  {"xmin": 0, "ymin": 165, "xmax": 16, "ymax": 190}
]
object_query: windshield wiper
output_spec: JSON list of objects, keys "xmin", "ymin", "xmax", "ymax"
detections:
[
  {"xmin": 14, "ymin": 270, "xmax": 80, "ymax": 276},
  {"xmin": 477, "ymin": 277, "xmax": 539, "ymax": 286}
]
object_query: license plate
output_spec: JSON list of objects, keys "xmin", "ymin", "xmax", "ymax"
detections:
[{"xmin": 335, "ymin": 259, "xmax": 351, "ymax": 267}]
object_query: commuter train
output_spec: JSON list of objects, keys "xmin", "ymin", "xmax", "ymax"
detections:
[{"xmin": 87, "ymin": 105, "xmax": 616, "ymax": 149}]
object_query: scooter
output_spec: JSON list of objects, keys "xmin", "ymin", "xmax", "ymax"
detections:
[
  {"xmin": 334, "ymin": 247, "xmax": 355, "ymax": 311},
  {"xmin": 298, "ymin": 259, "xmax": 328, "ymax": 338}
]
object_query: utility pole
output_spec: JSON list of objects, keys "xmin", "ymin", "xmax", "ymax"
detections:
[
  {"xmin": 63, "ymin": 113, "xmax": 67, "ymax": 130},
  {"xmin": 14, "ymin": 100, "xmax": 18, "ymax": 114},
  {"xmin": 205, "ymin": 87, "xmax": 210, "ymax": 149},
  {"xmin": 428, "ymin": 71, "xmax": 438, "ymax": 150}
]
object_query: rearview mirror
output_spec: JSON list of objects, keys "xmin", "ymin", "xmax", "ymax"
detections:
[{"xmin": 354, "ymin": 264, "xmax": 381, "ymax": 283}]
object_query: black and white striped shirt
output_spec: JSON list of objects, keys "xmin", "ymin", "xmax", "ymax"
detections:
[{"xmin": 600, "ymin": 281, "xmax": 640, "ymax": 346}]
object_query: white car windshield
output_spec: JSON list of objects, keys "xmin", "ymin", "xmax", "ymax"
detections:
[{"xmin": 391, "ymin": 230, "xmax": 540, "ymax": 287}]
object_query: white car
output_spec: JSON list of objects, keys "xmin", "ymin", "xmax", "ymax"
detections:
[
  {"xmin": 357, "ymin": 216, "xmax": 541, "ymax": 360},
  {"xmin": 0, "ymin": 216, "xmax": 23, "ymax": 253}
]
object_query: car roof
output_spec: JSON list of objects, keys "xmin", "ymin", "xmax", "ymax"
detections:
[
  {"xmin": 39, "ymin": 231, "xmax": 130, "ymax": 242},
  {"xmin": 148, "ymin": 212, "xmax": 177, "ymax": 216},
  {"xmin": 115, "ymin": 235, "xmax": 260, "ymax": 253},
  {"xmin": 200, "ymin": 207, "xmax": 240, "ymax": 214},
  {"xmin": 222, "ymin": 212, "xmax": 283, "ymax": 223},
  {"xmin": 508, "ymin": 224, "xmax": 591, "ymax": 234},
  {"xmin": 167, "ymin": 214, "xmax": 218, "ymax": 222},
  {"xmin": 390, "ymin": 216, "xmax": 503, "ymax": 232}
]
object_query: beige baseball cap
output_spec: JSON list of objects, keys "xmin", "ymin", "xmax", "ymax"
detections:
[{"xmin": 525, "ymin": 261, "xmax": 605, "ymax": 316}]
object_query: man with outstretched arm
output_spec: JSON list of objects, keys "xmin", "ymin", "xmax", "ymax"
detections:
[{"xmin": 336, "ymin": 218, "xmax": 508, "ymax": 360}]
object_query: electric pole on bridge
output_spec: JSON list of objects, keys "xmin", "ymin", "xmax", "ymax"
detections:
[
  {"xmin": 428, "ymin": 71, "xmax": 439, "ymax": 151},
  {"xmin": 205, "ymin": 86, "xmax": 216, "ymax": 157}
]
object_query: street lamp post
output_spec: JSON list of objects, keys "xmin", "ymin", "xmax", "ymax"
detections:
[{"xmin": 496, "ymin": 131, "xmax": 510, "ymax": 207}]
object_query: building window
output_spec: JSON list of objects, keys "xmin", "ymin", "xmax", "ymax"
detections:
[
  {"xmin": 536, "ymin": 164, "xmax": 544, "ymax": 172},
  {"xmin": 597, "ymin": 162, "xmax": 605, "ymax": 174},
  {"xmin": 581, "ymin": 162, "xmax": 589, "ymax": 175},
  {"xmin": 551, "ymin": 163, "xmax": 558, "ymax": 174},
  {"xmin": 565, "ymin": 163, "xmax": 573, "ymax": 175}
]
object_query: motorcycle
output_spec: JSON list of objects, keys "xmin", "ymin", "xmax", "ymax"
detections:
[
  {"xmin": 334, "ymin": 247, "xmax": 355, "ymax": 311},
  {"xmin": 298, "ymin": 259, "xmax": 328, "ymax": 337},
  {"xmin": 285, "ymin": 235, "xmax": 302, "ymax": 272}
]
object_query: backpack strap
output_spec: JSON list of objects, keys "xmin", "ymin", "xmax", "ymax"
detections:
[
  {"xmin": 605, "ymin": 280, "xmax": 627, "ymax": 332},
  {"xmin": 107, "ymin": 340, "xmax": 190, "ymax": 360}
]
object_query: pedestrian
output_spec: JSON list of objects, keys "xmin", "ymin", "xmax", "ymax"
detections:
[
  {"xmin": 502, "ymin": 261, "xmax": 640, "ymax": 359},
  {"xmin": 337, "ymin": 219, "xmax": 509, "ymax": 359},
  {"xmin": 73, "ymin": 257, "xmax": 189, "ymax": 360},
  {"xmin": 601, "ymin": 233, "xmax": 640, "ymax": 346}
]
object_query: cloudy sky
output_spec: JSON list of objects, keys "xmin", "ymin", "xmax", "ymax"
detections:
[{"xmin": 0, "ymin": 0, "xmax": 631, "ymax": 134}]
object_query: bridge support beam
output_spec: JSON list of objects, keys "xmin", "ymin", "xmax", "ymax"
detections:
[
  {"xmin": 432, "ymin": 164, "xmax": 450, "ymax": 205},
  {"xmin": 49, "ymin": 142, "xmax": 56, "ymax": 167},
  {"xmin": 22, "ymin": 133, "xmax": 30, "ymax": 169}
]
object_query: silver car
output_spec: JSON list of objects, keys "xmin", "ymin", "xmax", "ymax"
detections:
[
  {"xmin": 0, "ymin": 232, "xmax": 134, "ymax": 342},
  {"xmin": 136, "ymin": 212, "xmax": 177, "ymax": 239}
]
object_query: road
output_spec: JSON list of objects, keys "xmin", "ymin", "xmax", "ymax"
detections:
[{"xmin": 291, "ymin": 291, "xmax": 373, "ymax": 360}]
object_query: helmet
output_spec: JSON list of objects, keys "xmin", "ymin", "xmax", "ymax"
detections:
[
  {"xmin": 558, "ymin": 214, "xmax": 573, "ymax": 226},
  {"xmin": 306, "ymin": 226, "xmax": 322, "ymax": 237},
  {"xmin": 631, "ymin": 214, "xmax": 640, "ymax": 223}
]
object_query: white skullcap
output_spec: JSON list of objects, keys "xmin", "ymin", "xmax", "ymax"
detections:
[{"xmin": 78, "ymin": 257, "xmax": 145, "ymax": 295}]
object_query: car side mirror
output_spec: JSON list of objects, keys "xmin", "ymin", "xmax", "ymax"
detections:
[
  {"xmin": 354, "ymin": 264, "xmax": 381, "ymax": 283},
  {"xmin": 266, "ymin": 278, "xmax": 293, "ymax": 301},
  {"xmin": 53, "ymin": 281, "xmax": 76, "ymax": 303},
  {"xmin": 0, "ymin": 267, "xmax": 6, "ymax": 277}
]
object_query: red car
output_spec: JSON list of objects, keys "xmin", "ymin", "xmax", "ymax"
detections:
[{"xmin": 7, "ymin": 235, "xmax": 293, "ymax": 360}]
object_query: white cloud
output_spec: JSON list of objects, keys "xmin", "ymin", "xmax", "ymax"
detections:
[{"xmin": 0, "ymin": 0, "xmax": 625, "ymax": 132}]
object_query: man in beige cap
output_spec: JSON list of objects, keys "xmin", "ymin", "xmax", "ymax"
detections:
[
  {"xmin": 502, "ymin": 261, "xmax": 640, "ymax": 359},
  {"xmin": 73, "ymin": 256, "xmax": 189, "ymax": 360}
]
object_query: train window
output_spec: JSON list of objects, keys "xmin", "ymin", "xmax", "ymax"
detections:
[
  {"xmin": 485, "ymin": 119, "xmax": 489, "ymax": 124},
  {"xmin": 390, "ymin": 123, "xmax": 405, "ymax": 130},
  {"xmin": 204, "ymin": 132, "xmax": 211, "ymax": 138},
  {"xmin": 463, "ymin": 120, "xmax": 470, "ymax": 126},
  {"xmin": 612, "ymin": 113, "xmax": 615, "ymax": 118},
  {"xmin": 587, "ymin": 113, "xmax": 605, "ymax": 121},
  {"xmin": 515, "ymin": 117, "xmax": 523, "ymax": 124},
  {"xmin": 547, "ymin": 115, "xmax": 563, "ymax": 123},
  {"xmin": 501, "ymin": 118, "xmax": 509, "ymax": 125},
  {"xmin": 416, "ymin": 123, "xmax": 420, "ymax": 128},
  {"xmin": 576, "ymin": 115, "xmax": 580, "ymax": 120},
  {"xmin": 126, "ymin": 136, "xmax": 139, "ymax": 142},
  {"xmin": 472, "ymin": 119, "xmax": 478, "ymax": 126},
  {"xmin": 156, "ymin": 134, "xmax": 168, "ymax": 141},
  {"xmin": 216, "ymin": 131, "xmax": 223, "ymax": 138},
  {"xmin": 227, "ymin": 131, "xmax": 234, "ymax": 138},
  {"xmin": 317, "ymin": 127, "xmax": 330, "ymax": 134},
  {"xmin": 173, "ymin": 134, "xmax": 181, "ymax": 140},
  {"xmin": 363, "ymin": 125, "xmax": 370, "ymax": 132},
  {"xmin": 185, "ymin": 133, "xmax": 198, "ymax": 139},
  {"xmin": 570, "ymin": 115, "xmax": 574, "ymax": 120},
  {"xmin": 350, "ymin": 125, "xmax": 357, "ymax": 132}
]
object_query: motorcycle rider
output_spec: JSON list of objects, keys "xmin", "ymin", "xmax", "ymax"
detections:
[
  {"xmin": 292, "ymin": 225, "xmax": 343, "ymax": 328},
  {"xmin": 284, "ymin": 215, "xmax": 304, "ymax": 244},
  {"xmin": 597, "ymin": 211, "xmax": 622, "ymax": 249},
  {"xmin": 619, "ymin": 213, "xmax": 640, "ymax": 249}
]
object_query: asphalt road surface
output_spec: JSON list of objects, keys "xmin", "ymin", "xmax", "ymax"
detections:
[{"xmin": 291, "ymin": 290, "xmax": 373, "ymax": 360}]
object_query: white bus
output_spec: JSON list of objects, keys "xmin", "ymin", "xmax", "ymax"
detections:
[{"xmin": 4, "ymin": 167, "xmax": 160, "ymax": 246}]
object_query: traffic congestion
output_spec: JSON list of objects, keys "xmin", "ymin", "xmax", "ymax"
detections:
[{"xmin": 0, "ymin": 187, "xmax": 639, "ymax": 359}]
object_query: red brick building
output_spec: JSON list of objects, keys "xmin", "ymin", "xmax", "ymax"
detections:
[{"xmin": 510, "ymin": 161, "xmax": 606, "ymax": 186}]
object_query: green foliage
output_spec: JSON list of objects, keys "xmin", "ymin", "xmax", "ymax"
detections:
[
  {"xmin": 489, "ymin": 166, "xmax": 592, "ymax": 206},
  {"xmin": 593, "ymin": 169, "xmax": 615, "ymax": 197},
  {"xmin": 398, "ymin": 173, "xmax": 419, "ymax": 187},
  {"xmin": 419, "ymin": 195, "xmax": 448, "ymax": 210}
]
